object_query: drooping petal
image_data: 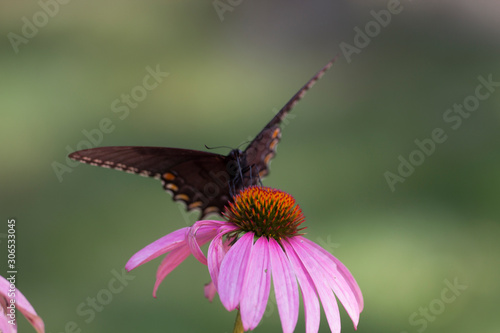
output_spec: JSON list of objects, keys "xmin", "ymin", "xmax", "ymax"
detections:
[
  {"xmin": 187, "ymin": 220, "xmax": 228, "ymax": 265},
  {"xmin": 290, "ymin": 238, "xmax": 341, "ymax": 333},
  {"xmin": 0, "ymin": 316, "xmax": 12, "ymax": 333},
  {"xmin": 20, "ymin": 308, "xmax": 45, "ymax": 333},
  {"xmin": 130, "ymin": 222, "xmax": 224, "ymax": 297},
  {"xmin": 204, "ymin": 281, "xmax": 217, "ymax": 302},
  {"xmin": 153, "ymin": 245, "xmax": 191, "ymax": 297},
  {"xmin": 207, "ymin": 226, "xmax": 236, "ymax": 292},
  {"xmin": 125, "ymin": 227, "xmax": 190, "ymax": 271},
  {"xmin": 301, "ymin": 237, "xmax": 364, "ymax": 312},
  {"xmin": 207, "ymin": 233, "xmax": 225, "ymax": 291},
  {"xmin": 0, "ymin": 275, "xmax": 45, "ymax": 333},
  {"xmin": 283, "ymin": 240, "xmax": 320, "ymax": 333},
  {"xmin": 297, "ymin": 237, "xmax": 362, "ymax": 327},
  {"xmin": 268, "ymin": 238, "xmax": 299, "ymax": 333},
  {"xmin": 218, "ymin": 232, "xmax": 254, "ymax": 311},
  {"xmin": 240, "ymin": 237, "xmax": 271, "ymax": 331}
]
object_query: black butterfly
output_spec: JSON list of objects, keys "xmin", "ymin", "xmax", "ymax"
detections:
[{"xmin": 69, "ymin": 58, "xmax": 336, "ymax": 218}]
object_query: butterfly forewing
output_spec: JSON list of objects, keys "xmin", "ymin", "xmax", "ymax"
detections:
[{"xmin": 243, "ymin": 57, "xmax": 337, "ymax": 180}]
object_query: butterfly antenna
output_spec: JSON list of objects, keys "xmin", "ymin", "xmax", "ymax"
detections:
[
  {"xmin": 205, "ymin": 144, "xmax": 233, "ymax": 150},
  {"xmin": 237, "ymin": 141, "xmax": 250, "ymax": 150}
]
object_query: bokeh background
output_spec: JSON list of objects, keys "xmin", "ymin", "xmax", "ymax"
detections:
[{"xmin": 1, "ymin": 1, "xmax": 499, "ymax": 332}]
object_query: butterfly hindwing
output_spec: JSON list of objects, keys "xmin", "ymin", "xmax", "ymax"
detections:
[
  {"xmin": 69, "ymin": 147, "xmax": 231, "ymax": 217},
  {"xmin": 159, "ymin": 153, "xmax": 234, "ymax": 217}
]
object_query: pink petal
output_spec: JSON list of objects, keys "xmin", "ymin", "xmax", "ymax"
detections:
[
  {"xmin": 268, "ymin": 238, "xmax": 299, "ymax": 333},
  {"xmin": 301, "ymin": 237, "xmax": 364, "ymax": 312},
  {"xmin": 301, "ymin": 243, "xmax": 361, "ymax": 328},
  {"xmin": 218, "ymin": 232, "xmax": 254, "ymax": 311},
  {"xmin": 204, "ymin": 281, "xmax": 217, "ymax": 302},
  {"xmin": 22, "ymin": 311, "xmax": 45, "ymax": 333},
  {"xmin": 153, "ymin": 245, "xmax": 191, "ymax": 297},
  {"xmin": 207, "ymin": 225, "xmax": 237, "ymax": 290},
  {"xmin": 240, "ymin": 237, "xmax": 271, "ymax": 331},
  {"xmin": 0, "ymin": 317, "xmax": 12, "ymax": 333},
  {"xmin": 0, "ymin": 275, "xmax": 45, "ymax": 333},
  {"xmin": 207, "ymin": 232, "xmax": 229, "ymax": 291},
  {"xmin": 125, "ymin": 227, "xmax": 190, "ymax": 271},
  {"xmin": 187, "ymin": 220, "xmax": 227, "ymax": 265},
  {"xmin": 207, "ymin": 225, "xmax": 238, "ymax": 296},
  {"xmin": 283, "ymin": 240, "xmax": 320, "ymax": 333},
  {"xmin": 290, "ymin": 238, "xmax": 341, "ymax": 333}
]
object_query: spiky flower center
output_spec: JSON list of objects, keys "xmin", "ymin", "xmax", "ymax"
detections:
[{"xmin": 223, "ymin": 186, "xmax": 306, "ymax": 239}]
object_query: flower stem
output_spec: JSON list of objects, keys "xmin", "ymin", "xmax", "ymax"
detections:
[{"xmin": 233, "ymin": 309, "xmax": 244, "ymax": 333}]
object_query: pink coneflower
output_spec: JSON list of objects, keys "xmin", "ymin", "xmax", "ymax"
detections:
[
  {"xmin": 0, "ymin": 275, "xmax": 45, "ymax": 333},
  {"xmin": 126, "ymin": 186, "xmax": 363, "ymax": 332}
]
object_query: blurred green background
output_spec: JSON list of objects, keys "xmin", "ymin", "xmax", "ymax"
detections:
[{"xmin": 1, "ymin": 1, "xmax": 499, "ymax": 332}]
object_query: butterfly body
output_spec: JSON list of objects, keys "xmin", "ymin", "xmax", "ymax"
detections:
[{"xmin": 69, "ymin": 58, "xmax": 337, "ymax": 218}]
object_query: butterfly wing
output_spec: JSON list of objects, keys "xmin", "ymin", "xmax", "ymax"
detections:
[
  {"xmin": 69, "ymin": 58, "xmax": 337, "ymax": 217},
  {"xmin": 69, "ymin": 147, "xmax": 232, "ymax": 218},
  {"xmin": 243, "ymin": 57, "xmax": 337, "ymax": 182}
]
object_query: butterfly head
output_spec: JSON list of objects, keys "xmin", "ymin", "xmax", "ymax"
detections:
[{"xmin": 228, "ymin": 148, "xmax": 242, "ymax": 159}]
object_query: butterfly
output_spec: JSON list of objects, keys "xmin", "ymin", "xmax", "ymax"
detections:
[{"xmin": 69, "ymin": 58, "xmax": 336, "ymax": 218}]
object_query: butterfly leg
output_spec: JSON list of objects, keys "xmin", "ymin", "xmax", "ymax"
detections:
[
  {"xmin": 250, "ymin": 164, "xmax": 263, "ymax": 187},
  {"xmin": 235, "ymin": 155, "xmax": 245, "ymax": 188}
]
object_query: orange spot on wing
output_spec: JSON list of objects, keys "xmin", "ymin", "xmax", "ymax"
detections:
[
  {"xmin": 166, "ymin": 183, "xmax": 179, "ymax": 191},
  {"xmin": 204, "ymin": 206, "xmax": 219, "ymax": 215},
  {"xmin": 264, "ymin": 153, "xmax": 274, "ymax": 165},
  {"xmin": 189, "ymin": 201, "xmax": 203, "ymax": 209},
  {"xmin": 269, "ymin": 139, "xmax": 279, "ymax": 150},
  {"xmin": 163, "ymin": 172, "xmax": 176, "ymax": 181},
  {"xmin": 174, "ymin": 194, "xmax": 190, "ymax": 202}
]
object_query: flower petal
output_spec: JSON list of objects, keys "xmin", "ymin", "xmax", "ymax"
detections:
[
  {"xmin": 187, "ymin": 220, "xmax": 227, "ymax": 265},
  {"xmin": 218, "ymin": 232, "xmax": 254, "ymax": 311},
  {"xmin": 0, "ymin": 275, "xmax": 45, "ymax": 333},
  {"xmin": 240, "ymin": 237, "xmax": 271, "ymax": 331},
  {"xmin": 125, "ymin": 227, "xmax": 190, "ymax": 271},
  {"xmin": 302, "ymin": 240, "xmax": 361, "ymax": 327},
  {"xmin": 153, "ymin": 245, "xmax": 191, "ymax": 297},
  {"xmin": 207, "ymin": 229, "xmax": 234, "ymax": 292},
  {"xmin": 283, "ymin": 240, "xmax": 320, "ymax": 333},
  {"xmin": 301, "ymin": 237, "xmax": 364, "ymax": 312},
  {"xmin": 290, "ymin": 238, "xmax": 341, "ymax": 333},
  {"xmin": 204, "ymin": 281, "xmax": 217, "ymax": 302},
  {"xmin": 268, "ymin": 238, "xmax": 299, "ymax": 333},
  {"xmin": 0, "ymin": 317, "xmax": 13, "ymax": 333}
]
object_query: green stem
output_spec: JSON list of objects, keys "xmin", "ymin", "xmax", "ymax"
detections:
[{"xmin": 233, "ymin": 309, "xmax": 244, "ymax": 333}]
